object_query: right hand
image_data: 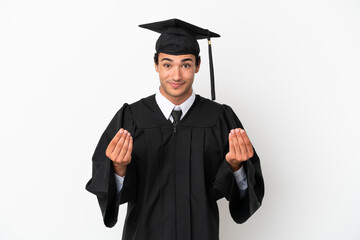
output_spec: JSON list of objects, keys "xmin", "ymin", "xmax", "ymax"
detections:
[{"xmin": 105, "ymin": 128, "xmax": 133, "ymax": 177}]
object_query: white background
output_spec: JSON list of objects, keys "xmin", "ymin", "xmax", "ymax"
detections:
[{"xmin": 1, "ymin": 0, "xmax": 359, "ymax": 239}]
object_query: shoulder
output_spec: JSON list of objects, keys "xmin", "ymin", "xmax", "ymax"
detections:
[
  {"xmin": 196, "ymin": 94, "xmax": 237, "ymax": 117},
  {"xmin": 110, "ymin": 94, "xmax": 156, "ymax": 123},
  {"xmin": 128, "ymin": 94, "xmax": 156, "ymax": 109},
  {"xmin": 196, "ymin": 94, "xmax": 222, "ymax": 108},
  {"xmin": 183, "ymin": 95, "xmax": 237, "ymax": 127},
  {"xmin": 116, "ymin": 94, "xmax": 156, "ymax": 115},
  {"xmin": 126, "ymin": 94, "xmax": 166, "ymax": 128}
]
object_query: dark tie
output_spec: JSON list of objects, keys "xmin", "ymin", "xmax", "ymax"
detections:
[{"xmin": 171, "ymin": 109, "xmax": 182, "ymax": 132}]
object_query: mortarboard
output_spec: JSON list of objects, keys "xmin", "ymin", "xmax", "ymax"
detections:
[{"xmin": 139, "ymin": 19, "xmax": 220, "ymax": 100}]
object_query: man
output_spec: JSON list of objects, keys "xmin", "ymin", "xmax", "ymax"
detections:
[{"xmin": 86, "ymin": 19, "xmax": 264, "ymax": 240}]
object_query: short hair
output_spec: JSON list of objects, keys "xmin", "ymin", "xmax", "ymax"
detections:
[{"xmin": 154, "ymin": 52, "xmax": 201, "ymax": 66}]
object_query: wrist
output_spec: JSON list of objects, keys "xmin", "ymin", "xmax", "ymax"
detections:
[
  {"xmin": 229, "ymin": 162, "xmax": 242, "ymax": 172},
  {"xmin": 113, "ymin": 163, "xmax": 127, "ymax": 177}
]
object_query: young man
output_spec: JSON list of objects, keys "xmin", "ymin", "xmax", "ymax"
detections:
[{"xmin": 86, "ymin": 19, "xmax": 264, "ymax": 240}]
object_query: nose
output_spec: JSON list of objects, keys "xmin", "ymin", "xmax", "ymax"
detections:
[{"xmin": 172, "ymin": 66, "xmax": 182, "ymax": 81}]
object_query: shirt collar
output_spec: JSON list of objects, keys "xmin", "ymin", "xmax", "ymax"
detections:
[{"xmin": 155, "ymin": 88, "xmax": 196, "ymax": 121}]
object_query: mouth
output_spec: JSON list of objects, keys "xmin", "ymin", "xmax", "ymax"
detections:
[{"xmin": 168, "ymin": 81, "xmax": 185, "ymax": 89}]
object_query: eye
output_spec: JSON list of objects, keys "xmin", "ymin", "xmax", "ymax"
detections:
[
  {"xmin": 182, "ymin": 63, "xmax": 191, "ymax": 68},
  {"xmin": 163, "ymin": 63, "xmax": 171, "ymax": 68}
]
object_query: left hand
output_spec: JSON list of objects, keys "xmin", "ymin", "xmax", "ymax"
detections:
[{"xmin": 225, "ymin": 128, "xmax": 254, "ymax": 171}]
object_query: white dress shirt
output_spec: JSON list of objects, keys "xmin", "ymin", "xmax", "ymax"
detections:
[{"xmin": 114, "ymin": 89, "xmax": 248, "ymax": 198}]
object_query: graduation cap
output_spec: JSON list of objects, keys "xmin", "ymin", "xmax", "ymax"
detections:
[{"xmin": 139, "ymin": 19, "xmax": 220, "ymax": 100}]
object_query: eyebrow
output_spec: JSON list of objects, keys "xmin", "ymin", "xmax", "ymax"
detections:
[{"xmin": 160, "ymin": 58, "xmax": 194, "ymax": 62}]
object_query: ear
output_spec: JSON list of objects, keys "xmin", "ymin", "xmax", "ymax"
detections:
[
  {"xmin": 155, "ymin": 63, "xmax": 159, "ymax": 73},
  {"xmin": 195, "ymin": 60, "xmax": 201, "ymax": 73}
]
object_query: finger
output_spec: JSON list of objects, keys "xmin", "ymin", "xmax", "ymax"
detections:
[
  {"xmin": 228, "ymin": 131, "xmax": 235, "ymax": 155},
  {"xmin": 106, "ymin": 128, "xmax": 123, "ymax": 156},
  {"xmin": 241, "ymin": 129, "xmax": 254, "ymax": 158},
  {"xmin": 116, "ymin": 132, "xmax": 131, "ymax": 163},
  {"xmin": 112, "ymin": 130, "xmax": 128, "ymax": 160},
  {"xmin": 231, "ymin": 129, "xmax": 242, "ymax": 158},
  {"xmin": 236, "ymin": 128, "xmax": 248, "ymax": 159}
]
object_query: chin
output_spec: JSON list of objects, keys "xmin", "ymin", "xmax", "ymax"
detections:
[{"xmin": 169, "ymin": 92, "xmax": 185, "ymax": 98}]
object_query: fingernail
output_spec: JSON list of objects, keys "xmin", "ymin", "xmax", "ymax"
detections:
[
  {"xmin": 235, "ymin": 129, "xmax": 239, "ymax": 133},
  {"xmin": 240, "ymin": 129, "xmax": 244, "ymax": 133},
  {"xmin": 124, "ymin": 130, "xmax": 128, "ymax": 134},
  {"xmin": 231, "ymin": 129, "xmax": 235, "ymax": 134},
  {"xmin": 120, "ymin": 129, "xmax": 123, "ymax": 133}
]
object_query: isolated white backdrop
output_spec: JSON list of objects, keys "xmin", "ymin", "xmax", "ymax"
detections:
[{"xmin": 0, "ymin": 0, "xmax": 359, "ymax": 239}]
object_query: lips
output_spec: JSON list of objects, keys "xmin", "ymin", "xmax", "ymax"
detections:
[{"xmin": 168, "ymin": 82, "xmax": 184, "ymax": 89}]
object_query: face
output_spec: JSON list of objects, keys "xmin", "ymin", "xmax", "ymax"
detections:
[{"xmin": 155, "ymin": 53, "xmax": 200, "ymax": 105}]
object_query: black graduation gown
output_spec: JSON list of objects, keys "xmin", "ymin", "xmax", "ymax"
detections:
[{"xmin": 86, "ymin": 94, "xmax": 264, "ymax": 240}]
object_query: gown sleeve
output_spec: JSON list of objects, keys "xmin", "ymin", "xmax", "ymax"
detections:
[
  {"xmin": 212, "ymin": 105, "xmax": 265, "ymax": 224},
  {"xmin": 85, "ymin": 103, "xmax": 138, "ymax": 227}
]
